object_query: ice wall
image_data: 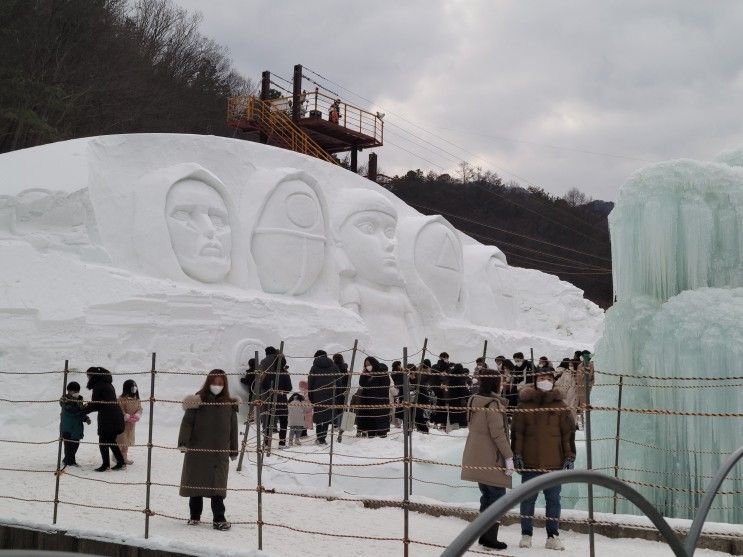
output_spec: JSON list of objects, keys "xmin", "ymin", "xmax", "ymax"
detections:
[{"xmin": 593, "ymin": 151, "xmax": 743, "ymax": 523}]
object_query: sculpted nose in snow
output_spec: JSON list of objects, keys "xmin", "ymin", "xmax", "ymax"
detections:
[{"xmin": 165, "ymin": 178, "xmax": 232, "ymax": 283}]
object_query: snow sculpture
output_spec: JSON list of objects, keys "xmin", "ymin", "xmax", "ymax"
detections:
[
  {"xmin": 332, "ymin": 188, "xmax": 420, "ymax": 347},
  {"xmin": 593, "ymin": 154, "xmax": 743, "ymax": 523},
  {"xmin": 251, "ymin": 171, "xmax": 327, "ymax": 295},
  {"xmin": 130, "ymin": 164, "xmax": 240, "ymax": 284},
  {"xmin": 398, "ymin": 215, "xmax": 464, "ymax": 322},
  {"xmin": 0, "ymin": 134, "xmax": 604, "ymax": 378},
  {"xmin": 165, "ymin": 178, "xmax": 232, "ymax": 283},
  {"xmin": 462, "ymin": 245, "xmax": 515, "ymax": 329}
]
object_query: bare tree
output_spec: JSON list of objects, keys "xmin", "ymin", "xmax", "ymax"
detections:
[{"xmin": 563, "ymin": 187, "xmax": 589, "ymax": 207}]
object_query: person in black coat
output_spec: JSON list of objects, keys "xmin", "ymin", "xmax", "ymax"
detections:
[
  {"xmin": 447, "ymin": 363, "xmax": 470, "ymax": 428},
  {"xmin": 431, "ymin": 352, "xmax": 453, "ymax": 427},
  {"xmin": 512, "ymin": 352, "xmax": 534, "ymax": 385},
  {"xmin": 308, "ymin": 350, "xmax": 342, "ymax": 444},
  {"xmin": 356, "ymin": 356, "xmax": 391, "ymax": 438},
  {"xmin": 390, "ymin": 361, "xmax": 405, "ymax": 427},
  {"xmin": 407, "ymin": 364, "xmax": 430, "ymax": 433},
  {"xmin": 332, "ymin": 353, "xmax": 350, "ymax": 427},
  {"xmin": 83, "ymin": 366, "xmax": 126, "ymax": 471},
  {"xmin": 239, "ymin": 358, "xmax": 257, "ymax": 400},
  {"xmin": 257, "ymin": 347, "xmax": 293, "ymax": 447}
]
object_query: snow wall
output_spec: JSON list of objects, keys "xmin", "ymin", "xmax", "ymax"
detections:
[
  {"xmin": 593, "ymin": 149, "xmax": 743, "ymax": 524},
  {"xmin": 0, "ymin": 134, "xmax": 602, "ymax": 428}
]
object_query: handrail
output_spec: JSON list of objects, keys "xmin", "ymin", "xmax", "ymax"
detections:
[
  {"xmin": 440, "ymin": 470, "xmax": 687, "ymax": 557},
  {"xmin": 442, "ymin": 448, "xmax": 743, "ymax": 557},
  {"xmin": 227, "ymin": 96, "xmax": 338, "ymax": 166},
  {"xmin": 267, "ymin": 90, "xmax": 384, "ymax": 144},
  {"xmin": 685, "ymin": 446, "xmax": 743, "ymax": 556}
]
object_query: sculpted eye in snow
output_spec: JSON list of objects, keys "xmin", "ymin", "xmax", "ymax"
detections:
[
  {"xmin": 384, "ymin": 227, "xmax": 395, "ymax": 239},
  {"xmin": 357, "ymin": 221, "xmax": 375, "ymax": 234},
  {"xmin": 172, "ymin": 209, "xmax": 191, "ymax": 221}
]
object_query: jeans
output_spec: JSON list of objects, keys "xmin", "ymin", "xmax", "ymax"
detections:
[
  {"xmin": 98, "ymin": 431, "xmax": 124, "ymax": 468},
  {"xmin": 189, "ymin": 496, "xmax": 226, "ymax": 523},
  {"xmin": 478, "ymin": 483, "xmax": 506, "ymax": 513},
  {"xmin": 520, "ymin": 471, "xmax": 561, "ymax": 536}
]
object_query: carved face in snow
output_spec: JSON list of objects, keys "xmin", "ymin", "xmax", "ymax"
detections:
[
  {"xmin": 340, "ymin": 210, "xmax": 400, "ymax": 286},
  {"xmin": 165, "ymin": 178, "xmax": 231, "ymax": 283},
  {"xmin": 251, "ymin": 176, "xmax": 326, "ymax": 295}
]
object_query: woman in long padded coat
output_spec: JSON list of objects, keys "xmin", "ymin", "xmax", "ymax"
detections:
[
  {"xmin": 83, "ymin": 367, "xmax": 126, "ymax": 472},
  {"xmin": 178, "ymin": 369, "xmax": 239, "ymax": 531},
  {"xmin": 356, "ymin": 356, "xmax": 391, "ymax": 438}
]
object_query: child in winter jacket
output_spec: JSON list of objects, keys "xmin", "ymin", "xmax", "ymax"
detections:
[
  {"xmin": 298, "ymin": 380, "xmax": 313, "ymax": 436},
  {"xmin": 60, "ymin": 381, "xmax": 91, "ymax": 467},
  {"xmin": 287, "ymin": 393, "xmax": 305, "ymax": 446},
  {"xmin": 116, "ymin": 379, "xmax": 143, "ymax": 465}
]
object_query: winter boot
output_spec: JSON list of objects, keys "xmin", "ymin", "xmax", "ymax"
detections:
[
  {"xmin": 478, "ymin": 523, "xmax": 507, "ymax": 550},
  {"xmin": 111, "ymin": 461, "xmax": 126, "ymax": 471},
  {"xmin": 519, "ymin": 535, "xmax": 532, "ymax": 548},
  {"xmin": 94, "ymin": 465, "xmax": 109, "ymax": 472},
  {"xmin": 213, "ymin": 521, "xmax": 232, "ymax": 531}
]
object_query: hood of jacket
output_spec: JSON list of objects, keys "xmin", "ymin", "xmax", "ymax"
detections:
[
  {"xmin": 519, "ymin": 385, "xmax": 565, "ymax": 404},
  {"xmin": 469, "ymin": 393, "xmax": 507, "ymax": 408},
  {"xmin": 182, "ymin": 393, "xmax": 242, "ymax": 410},
  {"xmin": 312, "ymin": 355, "xmax": 335, "ymax": 370},
  {"xmin": 86, "ymin": 371, "xmax": 113, "ymax": 390}
]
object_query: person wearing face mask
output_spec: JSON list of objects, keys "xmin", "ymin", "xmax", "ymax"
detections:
[
  {"xmin": 461, "ymin": 374, "xmax": 514, "ymax": 550},
  {"xmin": 511, "ymin": 370, "xmax": 575, "ymax": 550},
  {"xmin": 512, "ymin": 352, "xmax": 534, "ymax": 387},
  {"xmin": 178, "ymin": 369, "xmax": 239, "ymax": 531},
  {"xmin": 116, "ymin": 379, "xmax": 143, "ymax": 465},
  {"xmin": 356, "ymin": 357, "xmax": 391, "ymax": 437}
]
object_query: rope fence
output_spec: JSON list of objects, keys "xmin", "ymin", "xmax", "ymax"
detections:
[{"xmin": 0, "ymin": 340, "xmax": 741, "ymax": 557}]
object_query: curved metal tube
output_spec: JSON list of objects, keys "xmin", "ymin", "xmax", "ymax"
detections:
[
  {"xmin": 440, "ymin": 470, "xmax": 687, "ymax": 557},
  {"xmin": 686, "ymin": 446, "xmax": 743, "ymax": 556}
]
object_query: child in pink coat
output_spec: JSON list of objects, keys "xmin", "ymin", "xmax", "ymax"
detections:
[{"xmin": 298, "ymin": 380, "xmax": 313, "ymax": 436}]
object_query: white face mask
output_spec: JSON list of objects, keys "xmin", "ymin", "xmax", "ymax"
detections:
[
  {"xmin": 536, "ymin": 380, "xmax": 553, "ymax": 392},
  {"xmin": 210, "ymin": 384, "xmax": 224, "ymax": 396},
  {"xmin": 131, "ymin": 386, "xmax": 138, "ymax": 394},
  {"xmin": 365, "ymin": 365, "xmax": 373, "ymax": 372}
]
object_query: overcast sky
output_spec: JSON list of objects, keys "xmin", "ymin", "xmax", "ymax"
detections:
[{"xmin": 174, "ymin": 0, "xmax": 743, "ymax": 201}]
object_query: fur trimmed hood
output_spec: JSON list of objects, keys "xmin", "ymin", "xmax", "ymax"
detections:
[
  {"xmin": 182, "ymin": 394, "xmax": 241, "ymax": 411},
  {"xmin": 519, "ymin": 385, "xmax": 565, "ymax": 404}
]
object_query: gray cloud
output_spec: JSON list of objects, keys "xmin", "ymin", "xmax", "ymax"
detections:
[{"xmin": 175, "ymin": 0, "xmax": 743, "ymax": 200}]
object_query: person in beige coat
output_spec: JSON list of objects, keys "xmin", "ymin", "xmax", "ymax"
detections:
[
  {"xmin": 461, "ymin": 373, "xmax": 514, "ymax": 550},
  {"xmin": 116, "ymin": 379, "xmax": 143, "ymax": 465},
  {"xmin": 178, "ymin": 369, "xmax": 239, "ymax": 531}
]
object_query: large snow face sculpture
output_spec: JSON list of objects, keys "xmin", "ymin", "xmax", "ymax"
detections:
[
  {"xmin": 463, "ymin": 245, "xmax": 514, "ymax": 328},
  {"xmin": 398, "ymin": 216, "xmax": 464, "ymax": 321},
  {"xmin": 332, "ymin": 188, "xmax": 420, "ymax": 349},
  {"xmin": 335, "ymin": 189, "xmax": 401, "ymax": 288},
  {"xmin": 165, "ymin": 178, "xmax": 232, "ymax": 283},
  {"xmin": 251, "ymin": 172, "xmax": 327, "ymax": 295},
  {"xmin": 129, "ymin": 163, "xmax": 242, "ymax": 285}
]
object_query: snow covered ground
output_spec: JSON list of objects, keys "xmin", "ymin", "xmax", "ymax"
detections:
[{"xmin": 1, "ymin": 416, "xmax": 739, "ymax": 557}]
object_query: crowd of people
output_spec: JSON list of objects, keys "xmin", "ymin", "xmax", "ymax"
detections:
[{"xmin": 63, "ymin": 347, "xmax": 594, "ymax": 540}]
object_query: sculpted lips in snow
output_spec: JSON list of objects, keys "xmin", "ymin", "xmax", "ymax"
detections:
[{"xmin": 199, "ymin": 242, "xmax": 223, "ymax": 257}]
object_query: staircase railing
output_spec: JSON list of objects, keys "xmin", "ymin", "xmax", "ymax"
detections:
[{"xmin": 227, "ymin": 96, "xmax": 338, "ymax": 166}]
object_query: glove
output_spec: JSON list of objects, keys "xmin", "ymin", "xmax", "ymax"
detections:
[
  {"xmin": 513, "ymin": 455, "xmax": 524, "ymax": 474},
  {"xmin": 124, "ymin": 413, "xmax": 130, "ymax": 422},
  {"xmin": 84, "ymin": 417, "xmax": 91, "ymax": 425},
  {"xmin": 130, "ymin": 414, "xmax": 141, "ymax": 423},
  {"xmin": 505, "ymin": 457, "xmax": 514, "ymax": 477},
  {"xmin": 562, "ymin": 458, "xmax": 575, "ymax": 470},
  {"xmin": 179, "ymin": 446, "xmax": 187, "ymax": 453},
  {"xmin": 230, "ymin": 454, "xmax": 238, "ymax": 461}
]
